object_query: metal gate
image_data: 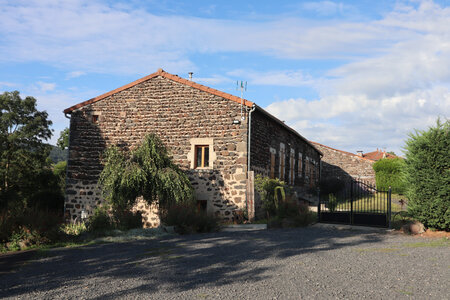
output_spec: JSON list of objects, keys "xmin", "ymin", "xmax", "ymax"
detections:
[{"xmin": 318, "ymin": 179, "xmax": 392, "ymax": 228}]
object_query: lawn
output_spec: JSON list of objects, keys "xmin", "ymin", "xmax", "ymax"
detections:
[{"xmin": 331, "ymin": 193, "xmax": 403, "ymax": 213}]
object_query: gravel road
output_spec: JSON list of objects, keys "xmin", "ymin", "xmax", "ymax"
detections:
[{"xmin": 1, "ymin": 225, "xmax": 449, "ymax": 299}]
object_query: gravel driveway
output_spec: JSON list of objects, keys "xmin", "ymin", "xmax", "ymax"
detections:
[{"xmin": 1, "ymin": 225, "xmax": 449, "ymax": 299}]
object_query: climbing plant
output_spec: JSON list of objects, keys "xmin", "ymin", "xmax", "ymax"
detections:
[{"xmin": 99, "ymin": 134, "xmax": 194, "ymax": 210}]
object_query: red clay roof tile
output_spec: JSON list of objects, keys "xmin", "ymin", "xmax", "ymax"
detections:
[{"xmin": 63, "ymin": 68, "xmax": 253, "ymax": 114}]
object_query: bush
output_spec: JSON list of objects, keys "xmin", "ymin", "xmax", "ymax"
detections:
[
  {"xmin": 160, "ymin": 203, "xmax": 220, "ymax": 234},
  {"xmin": 268, "ymin": 201, "xmax": 316, "ymax": 228},
  {"xmin": 254, "ymin": 175, "xmax": 287, "ymax": 217},
  {"xmin": 0, "ymin": 208, "xmax": 63, "ymax": 251},
  {"xmin": 112, "ymin": 209, "xmax": 143, "ymax": 230},
  {"xmin": 88, "ymin": 205, "xmax": 113, "ymax": 231},
  {"xmin": 404, "ymin": 119, "xmax": 450, "ymax": 230},
  {"xmin": 327, "ymin": 193, "xmax": 338, "ymax": 212},
  {"xmin": 373, "ymin": 158, "xmax": 407, "ymax": 194}
]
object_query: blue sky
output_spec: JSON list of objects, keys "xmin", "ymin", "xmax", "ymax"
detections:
[{"xmin": 1, "ymin": 0, "xmax": 449, "ymax": 155}]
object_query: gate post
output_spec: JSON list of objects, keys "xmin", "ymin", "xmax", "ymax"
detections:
[
  {"xmin": 388, "ymin": 186, "xmax": 392, "ymax": 228},
  {"xmin": 317, "ymin": 187, "xmax": 321, "ymax": 222},
  {"xmin": 350, "ymin": 180, "xmax": 354, "ymax": 225}
]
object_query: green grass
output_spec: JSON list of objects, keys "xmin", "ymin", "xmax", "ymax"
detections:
[
  {"xmin": 333, "ymin": 193, "xmax": 402, "ymax": 213},
  {"xmin": 402, "ymin": 238, "xmax": 450, "ymax": 248}
]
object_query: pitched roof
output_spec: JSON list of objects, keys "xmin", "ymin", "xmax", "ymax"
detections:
[
  {"xmin": 310, "ymin": 141, "xmax": 370, "ymax": 161},
  {"xmin": 363, "ymin": 149, "xmax": 397, "ymax": 161},
  {"xmin": 63, "ymin": 68, "xmax": 253, "ymax": 114},
  {"xmin": 63, "ymin": 68, "xmax": 322, "ymax": 156}
]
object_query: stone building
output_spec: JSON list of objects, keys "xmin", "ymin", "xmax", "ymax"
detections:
[
  {"xmin": 63, "ymin": 69, "xmax": 322, "ymax": 226},
  {"xmin": 310, "ymin": 141, "xmax": 376, "ymax": 185}
]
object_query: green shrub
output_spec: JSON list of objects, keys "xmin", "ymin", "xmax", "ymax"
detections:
[
  {"xmin": 404, "ymin": 119, "xmax": 449, "ymax": 230},
  {"xmin": 328, "ymin": 193, "xmax": 338, "ymax": 212},
  {"xmin": 112, "ymin": 209, "xmax": 143, "ymax": 230},
  {"xmin": 254, "ymin": 175, "xmax": 287, "ymax": 217},
  {"xmin": 0, "ymin": 208, "xmax": 63, "ymax": 251},
  {"xmin": 88, "ymin": 206, "xmax": 113, "ymax": 231},
  {"xmin": 268, "ymin": 201, "xmax": 316, "ymax": 228},
  {"xmin": 160, "ymin": 203, "xmax": 220, "ymax": 234},
  {"xmin": 373, "ymin": 158, "xmax": 407, "ymax": 194}
]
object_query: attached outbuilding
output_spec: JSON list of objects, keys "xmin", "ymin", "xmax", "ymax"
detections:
[{"xmin": 63, "ymin": 69, "xmax": 322, "ymax": 226}]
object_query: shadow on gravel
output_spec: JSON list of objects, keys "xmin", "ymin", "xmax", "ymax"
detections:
[{"xmin": 0, "ymin": 227, "xmax": 385, "ymax": 298}]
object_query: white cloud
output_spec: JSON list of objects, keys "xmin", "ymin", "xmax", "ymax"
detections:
[
  {"xmin": 227, "ymin": 69, "xmax": 314, "ymax": 87},
  {"xmin": 302, "ymin": 1, "xmax": 346, "ymax": 16},
  {"xmin": 66, "ymin": 71, "xmax": 86, "ymax": 79},
  {"xmin": 0, "ymin": 81, "xmax": 17, "ymax": 89},
  {"xmin": 36, "ymin": 81, "xmax": 56, "ymax": 92},
  {"xmin": 1, "ymin": 0, "xmax": 449, "ymax": 154},
  {"xmin": 0, "ymin": 0, "xmax": 416, "ymax": 74}
]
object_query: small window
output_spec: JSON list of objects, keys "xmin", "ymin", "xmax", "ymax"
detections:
[
  {"xmin": 298, "ymin": 153, "xmax": 303, "ymax": 177},
  {"xmin": 195, "ymin": 145, "xmax": 209, "ymax": 168},
  {"xmin": 289, "ymin": 149, "xmax": 295, "ymax": 185},
  {"xmin": 279, "ymin": 143, "xmax": 286, "ymax": 181},
  {"xmin": 92, "ymin": 115, "xmax": 99, "ymax": 123}
]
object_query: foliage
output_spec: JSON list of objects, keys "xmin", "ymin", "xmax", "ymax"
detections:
[
  {"xmin": 87, "ymin": 205, "xmax": 114, "ymax": 231},
  {"xmin": 404, "ymin": 119, "xmax": 449, "ymax": 230},
  {"xmin": 268, "ymin": 201, "xmax": 316, "ymax": 228},
  {"xmin": 254, "ymin": 175, "xmax": 286, "ymax": 217},
  {"xmin": 112, "ymin": 209, "xmax": 143, "ymax": 230},
  {"xmin": 328, "ymin": 193, "xmax": 338, "ymax": 212},
  {"xmin": 161, "ymin": 203, "xmax": 220, "ymax": 234},
  {"xmin": 53, "ymin": 160, "xmax": 67, "ymax": 193},
  {"xmin": 373, "ymin": 158, "xmax": 407, "ymax": 194},
  {"xmin": 57, "ymin": 127, "xmax": 69, "ymax": 150},
  {"xmin": 60, "ymin": 222, "xmax": 87, "ymax": 236},
  {"xmin": 99, "ymin": 134, "xmax": 194, "ymax": 211},
  {"xmin": 49, "ymin": 145, "xmax": 68, "ymax": 163},
  {"xmin": 0, "ymin": 91, "xmax": 53, "ymax": 209},
  {"xmin": 0, "ymin": 208, "xmax": 63, "ymax": 251}
]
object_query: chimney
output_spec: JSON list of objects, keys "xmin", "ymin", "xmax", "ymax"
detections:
[
  {"xmin": 188, "ymin": 72, "xmax": 193, "ymax": 80},
  {"xmin": 356, "ymin": 150, "xmax": 363, "ymax": 157}
]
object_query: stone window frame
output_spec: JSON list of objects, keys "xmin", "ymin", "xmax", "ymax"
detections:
[
  {"xmin": 188, "ymin": 138, "xmax": 216, "ymax": 170},
  {"xmin": 195, "ymin": 145, "xmax": 210, "ymax": 168},
  {"xmin": 269, "ymin": 147, "xmax": 276, "ymax": 179},
  {"xmin": 305, "ymin": 156, "xmax": 310, "ymax": 180},
  {"xmin": 289, "ymin": 148, "xmax": 295, "ymax": 185},
  {"xmin": 298, "ymin": 152, "xmax": 303, "ymax": 178},
  {"xmin": 279, "ymin": 143, "xmax": 286, "ymax": 181},
  {"xmin": 87, "ymin": 111, "xmax": 101, "ymax": 124}
]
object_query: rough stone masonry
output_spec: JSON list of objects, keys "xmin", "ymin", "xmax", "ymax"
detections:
[{"xmin": 63, "ymin": 69, "xmax": 321, "ymax": 226}]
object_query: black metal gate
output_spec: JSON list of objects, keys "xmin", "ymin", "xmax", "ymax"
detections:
[{"xmin": 318, "ymin": 179, "xmax": 392, "ymax": 228}]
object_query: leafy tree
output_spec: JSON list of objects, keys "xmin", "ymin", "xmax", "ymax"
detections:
[
  {"xmin": 0, "ymin": 91, "xmax": 53, "ymax": 209},
  {"xmin": 53, "ymin": 160, "xmax": 67, "ymax": 193},
  {"xmin": 57, "ymin": 127, "xmax": 69, "ymax": 150},
  {"xmin": 404, "ymin": 119, "xmax": 449, "ymax": 230},
  {"xmin": 99, "ymin": 134, "xmax": 194, "ymax": 211},
  {"xmin": 372, "ymin": 157, "xmax": 406, "ymax": 194}
]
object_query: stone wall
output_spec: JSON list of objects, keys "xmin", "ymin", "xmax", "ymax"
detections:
[
  {"xmin": 311, "ymin": 142, "xmax": 375, "ymax": 185},
  {"xmin": 65, "ymin": 75, "xmax": 249, "ymax": 224},
  {"xmin": 250, "ymin": 109, "xmax": 322, "ymax": 217}
]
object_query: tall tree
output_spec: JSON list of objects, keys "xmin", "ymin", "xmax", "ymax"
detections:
[
  {"xmin": 57, "ymin": 127, "xmax": 69, "ymax": 150},
  {"xmin": 405, "ymin": 118, "xmax": 449, "ymax": 230},
  {"xmin": 0, "ymin": 91, "xmax": 53, "ymax": 209}
]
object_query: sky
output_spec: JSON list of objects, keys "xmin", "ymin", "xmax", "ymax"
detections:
[{"xmin": 0, "ymin": 0, "xmax": 449, "ymax": 155}]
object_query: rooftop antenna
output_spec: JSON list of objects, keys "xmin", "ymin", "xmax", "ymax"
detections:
[{"xmin": 236, "ymin": 80, "xmax": 247, "ymax": 120}]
